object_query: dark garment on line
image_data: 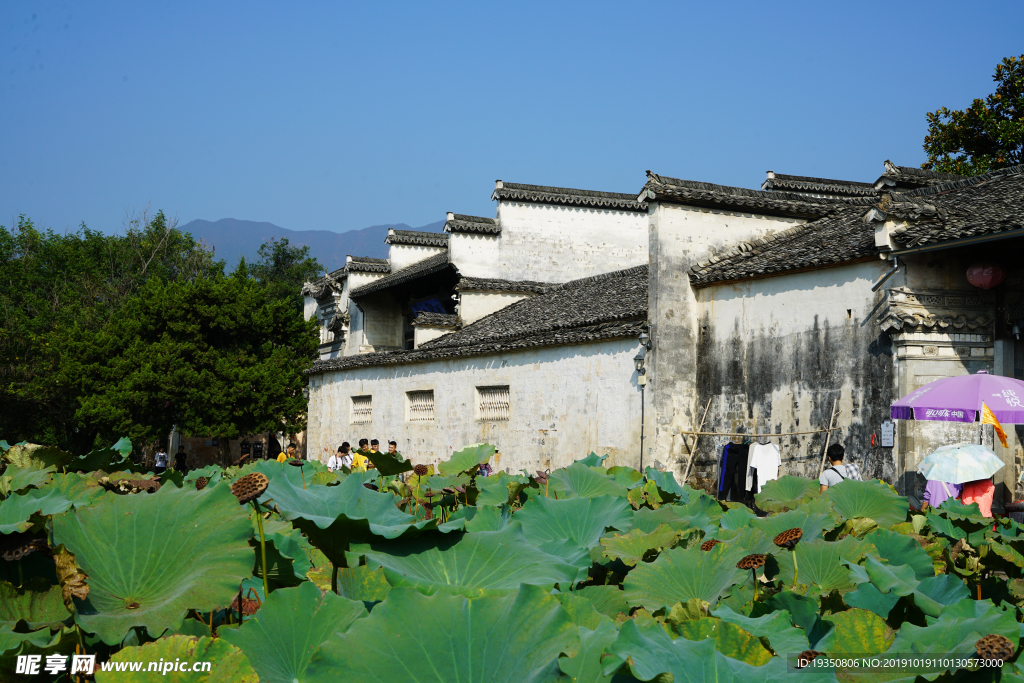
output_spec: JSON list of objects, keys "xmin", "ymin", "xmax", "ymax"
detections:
[{"xmin": 719, "ymin": 443, "xmax": 750, "ymax": 504}]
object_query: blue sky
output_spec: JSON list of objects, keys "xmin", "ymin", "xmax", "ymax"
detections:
[{"xmin": 2, "ymin": 1, "xmax": 1022, "ymax": 235}]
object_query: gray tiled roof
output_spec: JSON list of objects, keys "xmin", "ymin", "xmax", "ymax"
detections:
[
  {"xmin": 346, "ymin": 256, "xmax": 391, "ymax": 273},
  {"xmin": 307, "ymin": 265, "xmax": 647, "ymax": 373},
  {"xmin": 762, "ymin": 172, "xmax": 878, "ymax": 197},
  {"xmin": 301, "ymin": 266, "xmax": 347, "ymax": 299},
  {"xmin": 349, "ymin": 251, "xmax": 453, "ymax": 298},
  {"xmin": 445, "ymin": 214, "xmax": 501, "ymax": 235},
  {"xmin": 875, "ymin": 161, "xmax": 966, "ymax": 189},
  {"xmin": 887, "ymin": 163, "xmax": 1024, "ymax": 248},
  {"xmin": 456, "ymin": 276, "xmax": 552, "ymax": 294},
  {"xmin": 642, "ymin": 171, "xmax": 871, "ymax": 219},
  {"xmin": 492, "ymin": 181, "xmax": 647, "ymax": 212},
  {"xmin": 386, "ymin": 230, "xmax": 449, "ymax": 247},
  {"xmin": 687, "ymin": 207, "xmax": 877, "ymax": 287},
  {"xmin": 413, "ymin": 312, "xmax": 459, "ymax": 327}
]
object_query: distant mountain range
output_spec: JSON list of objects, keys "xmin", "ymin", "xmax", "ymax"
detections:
[{"xmin": 177, "ymin": 218, "xmax": 446, "ymax": 271}]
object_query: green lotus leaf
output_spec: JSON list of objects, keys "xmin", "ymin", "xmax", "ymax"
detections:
[
  {"xmin": 644, "ymin": 467, "xmax": 687, "ymax": 501},
  {"xmin": 364, "ymin": 450, "xmax": 413, "ymax": 476},
  {"xmin": 600, "ymin": 523, "xmax": 680, "ymax": 566},
  {"xmin": 602, "ymin": 619, "xmax": 838, "ymax": 683},
  {"xmin": 575, "ymin": 453, "xmax": 609, "ymax": 467},
  {"xmin": 709, "ymin": 525, "xmax": 776, "ymax": 555},
  {"xmin": 95, "ymin": 635, "xmax": 257, "ymax": 682},
  {"xmin": 38, "ymin": 472, "xmax": 105, "ymax": 508},
  {"xmin": 266, "ymin": 474, "xmax": 443, "ymax": 568},
  {"xmin": 558, "ymin": 620, "xmax": 620, "ymax": 683},
  {"xmin": 220, "ymin": 582, "xmax": 365, "ymax": 683},
  {"xmin": 549, "ymin": 462, "xmax": 628, "ymax": 499},
  {"xmin": 71, "ymin": 438, "xmax": 133, "ymax": 473},
  {"xmin": 623, "ymin": 542, "xmax": 747, "ymax": 611},
  {"xmin": 459, "ymin": 504, "xmax": 513, "ymax": 532},
  {"xmin": 764, "ymin": 591, "xmax": 835, "ymax": 651},
  {"xmin": 821, "ymin": 479, "xmax": 907, "ymax": 529},
  {"xmin": 553, "ymin": 592, "xmax": 610, "ymax": 630},
  {"xmin": 309, "ymin": 584, "xmax": 580, "ymax": 683},
  {"xmin": 51, "ymin": 483, "xmax": 253, "ymax": 644},
  {"xmin": 857, "ymin": 555, "xmax": 969, "ymax": 617},
  {"xmin": 749, "ymin": 507, "xmax": 837, "ymax": 542},
  {"xmin": 606, "ymin": 466, "xmax": 644, "ymax": 489},
  {"xmin": 753, "ymin": 475, "xmax": 820, "ymax": 513},
  {"xmin": 826, "ymin": 608, "xmax": 894, "ymax": 658},
  {"xmin": 676, "ymin": 488, "xmax": 726, "ymax": 520},
  {"xmin": 630, "ymin": 504, "xmax": 690, "ymax": 533},
  {"xmin": 772, "ymin": 537, "xmax": 871, "ymax": 592},
  {"xmin": 0, "ymin": 625, "xmax": 78, "ymax": 677},
  {"xmin": 672, "ymin": 617, "xmax": 773, "ymax": 666},
  {"xmin": 0, "ymin": 465, "xmax": 54, "ymax": 497},
  {"xmin": 711, "ymin": 605, "xmax": 810, "ymax": 657},
  {"xmin": 438, "ymin": 442, "xmax": 495, "ymax": 476},
  {"xmin": 422, "ymin": 473, "xmax": 469, "ymax": 492},
  {"xmin": 927, "ymin": 504, "xmax": 990, "ymax": 546},
  {"xmin": 254, "ymin": 518, "xmax": 313, "ymax": 586},
  {"xmin": 843, "ymin": 582, "xmax": 901, "ymax": 620},
  {"xmin": 863, "ymin": 528, "xmax": 934, "ymax": 579},
  {"xmin": 0, "ymin": 488, "xmax": 72, "ymax": 533},
  {"xmin": 886, "ymin": 599, "xmax": 1018, "ymax": 662},
  {"xmin": 349, "ymin": 523, "xmax": 582, "ymax": 597},
  {"xmin": 335, "ymin": 565, "xmax": 391, "ymax": 603},
  {"xmin": 517, "ymin": 494, "xmax": 633, "ymax": 562},
  {"xmin": 475, "ymin": 472, "xmax": 529, "ymax": 506},
  {"xmin": 2, "ymin": 443, "xmax": 74, "ymax": 471},
  {"xmin": 575, "ymin": 585, "xmax": 629, "ymax": 619},
  {"xmin": 183, "ymin": 466, "xmax": 224, "ymax": 488},
  {"xmin": 0, "ymin": 579, "xmax": 70, "ymax": 630},
  {"xmin": 719, "ymin": 506, "xmax": 757, "ymax": 530}
]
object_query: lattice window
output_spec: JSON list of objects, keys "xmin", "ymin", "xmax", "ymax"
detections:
[
  {"xmin": 477, "ymin": 386, "xmax": 510, "ymax": 421},
  {"xmin": 407, "ymin": 390, "xmax": 435, "ymax": 422},
  {"xmin": 351, "ymin": 395, "xmax": 372, "ymax": 424}
]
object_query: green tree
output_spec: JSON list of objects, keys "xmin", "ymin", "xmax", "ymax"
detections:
[
  {"xmin": 923, "ymin": 54, "xmax": 1024, "ymax": 176},
  {"xmin": 248, "ymin": 238, "xmax": 324, "ymax": 314},
  {"xmin": 70, "ymin": 266, "xmax": 317, "ymax": 455}
]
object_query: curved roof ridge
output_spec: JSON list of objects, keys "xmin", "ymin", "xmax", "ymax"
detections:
[
  {"xmin": 892, "ymin": 163, "xmax": 1024, "ymax": 200},
  {"xmin": 492, "ymin": 180, "xmax": 647, "ymax": 212}
]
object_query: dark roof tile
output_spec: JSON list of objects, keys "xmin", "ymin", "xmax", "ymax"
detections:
[
  {"xmin": 386, "ymin": 230, "xmax": 449, "ymax": 247},
  {"xmin": 413, "ymin": 312, "xmax": 459, "ymax": 327},
  {"xmin": 444, "ymin": 213, "xmax": 502, "ymax": 235},
  {"xmin": 349, "ymin": 251, "xmax": 453, "ymax": 298},
  {"xmin": 346, "ymin": 256, "xmax": 391, "ymax": 273},
  {"xmin": 762, "ymin": 172, "xmax": 877, "ymax": 197},
  {"xmin": 492, "ymin": 181, "xmax": 647, "ymax": 212},
  {"xmin": 456, "ymin": 276, "xmax": 552, "ymax": 294}
]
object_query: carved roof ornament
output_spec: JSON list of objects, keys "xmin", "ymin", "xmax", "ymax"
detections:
[{"xmin": 879, "ymin": 287, "xmax": 995, "ymax": 333}]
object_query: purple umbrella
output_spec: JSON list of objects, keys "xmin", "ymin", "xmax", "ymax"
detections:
[{"xmin": 891, "ymin": 371, "xmax": 1024, "ymax": 423}]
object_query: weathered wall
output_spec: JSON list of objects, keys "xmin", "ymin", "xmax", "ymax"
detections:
[
  {"xmin": 389, "ymin": 243, "xmax": 447, "ymax": 271},
  {"xmin": 647, "ymin": 202, "xmax": 807, "ymax": 474},
  {"xmin": 449, "ymin": 232, "xmax": 501, "ymax": 279},
  {"xmin": 493, "ymin": 202, "xmax": 647, "ymax": 283},
  {"xmin": 356, "ymin": 293, "xmax": 403, "ymax": 351},
  {"xmin": 688, "ymin": 260, "xmax": 896, "ymax": 491},
  {"xmin": 413, "ymin": 325, "xmax": 455, "ymax": 348},
  {"xmin": 459, "ymin": 291, "xmax": 536, "ymax": 325},
  {"xmin": 306, "ymin": 339, "xmax": 651, "ymax": 473}
]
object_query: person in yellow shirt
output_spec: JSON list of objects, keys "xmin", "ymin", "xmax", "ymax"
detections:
[
  {"xmin": 351, "ymin": 439, "xmax": 370, "ymax": 471},
  {"xmin": 277, "ymin": 443, "xmax": 298, "ymax": 463}
]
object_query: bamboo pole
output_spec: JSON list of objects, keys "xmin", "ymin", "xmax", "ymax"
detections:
[
  {"xmin": 682, "ymin": 398, "xmax": 713, "ymax": 485},
  {"xmin": 676, "ymin": 427, "xmax": 842, "ymax": 437},
  {"xmin": 818, "ymin": 398, "xmax": 841, "ymax": 476}
]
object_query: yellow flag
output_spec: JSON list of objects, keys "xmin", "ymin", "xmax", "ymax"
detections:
[{"xmin": 982, "ymin": 403, "xmax": 1009, "ymax": 448}]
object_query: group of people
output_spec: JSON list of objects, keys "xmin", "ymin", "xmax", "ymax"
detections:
[
  {"xmin": 326, "ymin": 439, "xmax": 398, "ymax": 472},
  {"xmin": 153, "ymin": 446, "xmax": 189, "ymax": 475}
]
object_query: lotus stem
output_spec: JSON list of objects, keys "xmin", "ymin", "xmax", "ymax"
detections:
[
  {"xmin": 238, "ymin": 586, "xmax": 244, "ymax": 624},
  {"xmin": 545, "ymin": 478, "xmax": 549, "ymax": 497},
  {"xmin": 752, "ymin": 568, "xmax": 758, "ymax": 601},
  {"xmin": 252, "ymin": 500, "xmax": 270, "ymax": 599},
  {"xmin": 792, "ymin": 551, "xmax": 799, "ymax": 588},
  {"xmin": 302, "ymin": 470, "xmax": 306, "ymax": 489},
  {"xmin": 17, "ymin": 560, "xmax": 22, "ymax": 588},
  {"xmin": 331, "ymin": 564, "xmax": 339, "ymax": 595}
]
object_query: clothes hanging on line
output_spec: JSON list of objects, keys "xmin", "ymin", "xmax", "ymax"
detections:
[
  {"xmin": 719, "ymin": 443, "xmax": 750, "ymax": 504},
  {"xmin": 747, "ymin": 442, "xmax": 781, "ymax": 493}
]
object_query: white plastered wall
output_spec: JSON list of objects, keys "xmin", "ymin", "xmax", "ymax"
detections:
[
  {"xmin": 448, "ymin": 233, "xmax": 501, "ymax": 278},
  {"xmin": 306, "ymin": 339, "xmax": 650, "ymax": 473},
  {"xmin": 413, "ymin": 325, "xmax": 456, "ymax": 348},
  {"xmin": 389, "ymin": 243, "xmax": 447, "ymax": 271},
  {"xmin": 459, "ymin": 291, "xmax": 537, "ymax": 325}
]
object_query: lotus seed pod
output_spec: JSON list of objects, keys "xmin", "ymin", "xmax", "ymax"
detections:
[
  {"xmin": 773, "ymin": 528, "xmax": 803, "ymax": 549},
  {"xmin": 231, "ymin": 472, "xmax": 269, "ymax": 505},
  {"xmin": 700, "ymin": 539, "xmax": 721, "ymax": 552},
  {"xmin": 195, "ymin": 476, "xmax": 209, "ymax": 491},
  {"xmin": 413, "ymin": 464, "xmax": 429, "ymax": 476},
  {"xmin": 230, "ymin": 595, "xmax": 261, "ymax": 616},
  {"xmin": 288, "ymin": 459, "xmax": 305, "ymax": 467},
  {"xmin": 976, "ymin": 634, "xmax": 1015, "ymax": 662},
  {"xmin": 736, "ymin": 554, "xmax": 767, "ymax": 570},
  {"xmin": 0, "ymin": 533, "xmax": 49, "ymax": 562},
  {"xmin": 796, "ymin": 651, "xmax": 824, "ymax": 668}
]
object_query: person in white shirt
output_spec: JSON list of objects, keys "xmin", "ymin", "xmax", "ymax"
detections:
[
  {"xmin": 819, "ymin": 444, "xmax": 853, "ymax": 491},
  {"xmin": 328, "ymin": 443, "xmax": 353, "ymax": 471},
  {"xmin": 154, "ymin": 448, "xmax": 169, "ymax": 474}
]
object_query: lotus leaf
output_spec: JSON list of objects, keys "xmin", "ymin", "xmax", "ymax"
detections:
[
  {"xmin": 631, "ymin": 504, "xmax": 690, "ymax": 533},
  {"xmin": 672, "ymin": 617, "xmax": 774, "ymax": 666},
  {"xmin": 475, "ymin": 472, "xmax": 529, "ymax": 506},
  {"xmin": 438, "ymin": 442, "xmax": 495, "ymax": 476},
  {"xmin": 826, "ymin": 608, "xmax": 894, "ymax": 658},
  {"xmin": 575, "ymin": 585, "xmax": 629, "ymax": 618},
  {"xmin": 184, "ymin": 466, "xmax": 224, "ymax": 488},
  {"xmin": 843, "ymin": 583, "xmax": 901, "ymax": 620},
  {"xmin": 549, "ymin": 462, "xmax": 627, "ymax": 499},
  {"xmin": 463, "ymin": 503, "xmax": 513, "ymax": 531},
  {"xmin": 606, "ymin": 465, "xmax": 644, "ymax": 489},
  {"xmin": 335, "ymin": 565, "xmax": 391, "ymax": 603},
  {"xmin": 2, "ymin": 443, "xmax": 74, "ymax": 471},
  {"xmin": 38, "ymin": 472, "xmax": 105, "ymax": 508},
  {"xmin": 772, "ymin": 538, "xmax": 871, "ymax": 592},
  {"xmin": 886, "ymin": 599, "xmax": 1018, "ymax": 661},
  {"xmin": 0, "ymin": 465, "xmax": 54, "ymax": 498},
  {"xmin": 95, "ymin": 635, "xmax": 258, "ymax": 682},
  {"xmin": 71, "ymin": 438, "xmax": 133, "ymax": 473},
  {"xmin": 644, "ymin": 467, "xmax": 687, "ymax": 499},
  {"xmin": 575, "ymin": 452, "xmax": 609, "ymax": 467},
  {"xmin": 0, "ymin": 625, "xmax": 78, "ymax": 677},
  {"xmin": 863, "ymin": 529, "xmax": 934, "ymax": 580},
  {"xmin": 855, "ymin": 556, "xmax": 969, "ymax": 618},
  {"xmin": 675, "ymin": 487, "xmax": 726, "ymax": 520},
  {"xmin": 364, "ymin": 450, "xmax": 413, "ymax": 476},
  {"xmin": 711, "ymin": 604, "xmax": 810, "ymax": 657},
  {"xmin": 266, "ymin": 474, "xmax": 442, "ymax": 568},
  {"xmin": 557, "ymin": 620, "xmax": 620, "ymax": 683},
  {"xmin": 220, "ymin": 582, "xmax": 365, "ymax": 683},
  {"xmin": 600, "ymin": 524, "xmax": 681, "ymax": 566},
  {"xmin": 517, "ymin": 494, "xmax": 633, "ymax": 562},
  {"xmin": 623, "ymin": 542, "xmax": 747, "ymax": 611},
  {"xmin": 309, "ymin": 584, "xmax": 580, "ymax": 683},
  {"xmin": 750, "ymin": 507, "xmax": 836, "ymax": 542},
  {"xmin": 719, "ymin": 505, "xmax": 757, "ymax": 530},
  {"xmin": 753, "ymin": 475, "xmax": 821, "ymax": 513},
  {"xmin": 349, "ymin": 523, "xmax": 582, "ymax": 597},
  {"xmin": 765, "ymin": 591, "xmax": 835, "ymax": 650},
  {"xmin": 0, "ymin": 579, "xmax": 69, "ymax": 629},
  {"xmin": 821, "ymin": 479, "xmax": 908, "ymax": 529},
  {"xmin": 254, "ymin": 520, "xmax": 313, "ymax": 586},
  {"xmin": 0, "ymin": 488, "xmax": 72, "ymax": 533},
  {"xmin": 51, "ymin": 483, "xmax": 254, "ymax": 644},
  {"xmin": 553, "ymin": 592, "xmax": 610, "ymax": 630}
]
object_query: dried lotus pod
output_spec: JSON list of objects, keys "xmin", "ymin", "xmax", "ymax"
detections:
[
  {"xmin": 195, "ymin": 476, "xmax": 209, "ymax": 491},
  {"xmin": 231, "ymin": 472, "xmax": 269, "ymax": 505},
  {"xmin": 773, "ymin": 528, "xmax": 803, "ymax": 549},
  {"xmin": 230, "ymin": 594, "xmax": 261, "ymax": 616},
  {"xmin": 129, "ymin": 479, "xmax": 160, "ymax": 492},
  {"xmin": 796, "ymin": 651, "xmax": 825, "ymax": 668},
  {"xmin": 0, "ymin": 533, "xmax": 50, "ymax": 562},
  {"xmin": 413, "ymin": 464, "xmax": 429, "ymax": 477},
  {"xmin": 700, "ymin": 539, "xmax": 721, "ymax": 552},
  {"xmin": 534, "ymin": 470, "xmax": 550, "ymax": 484},
  {"xmin": 976, "ymin": 634, "xmax": 1015, "ymax": 662},
  {"xmin": 362, "ymin": 482, "xmax": 379, "ymax": 491},
  {"xmin": 287, "ymin": 459, "xmax": 305, "ymax": 467},
  {"xmin": 442, "ymin": 487, "xmax": 456, "ymax": 494},
  {"xmin": 736, "ymin": 554, "xmax": 767, "ymax": 570}
]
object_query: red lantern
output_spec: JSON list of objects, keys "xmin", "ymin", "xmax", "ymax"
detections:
[{"xmin": 966, "ymin": 263, "xmax": 1005, "ymax": 289}]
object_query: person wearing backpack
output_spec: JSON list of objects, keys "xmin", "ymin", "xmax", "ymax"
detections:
[{"xmin": 819, "ymin": 444, "xmax": 853, "ymax": 491}]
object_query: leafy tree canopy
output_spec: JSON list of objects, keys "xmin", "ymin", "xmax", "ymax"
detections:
[
  {"xmin": 923, "ymin": 54, "xmax": 1024, "ymax": 175},
  {"xmin": 248, "ymin": 237, "xmax": 323, "ymax": 313}
]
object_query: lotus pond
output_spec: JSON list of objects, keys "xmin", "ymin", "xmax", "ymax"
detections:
[{"xmin": 3, "ymin": 439, "xmax": 1024, "ymax": 682}]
